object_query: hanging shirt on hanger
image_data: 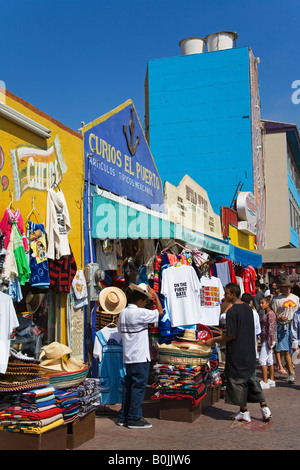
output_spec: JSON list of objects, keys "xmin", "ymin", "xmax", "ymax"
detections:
[
  {"xmin": 0, "ymin": 208, "xmax": 28, "ymax": 251},
  {"xmin": 199, "ymin": 275, "xmax": 225, "ymax": 326},
  {"xmin": 45, "ymin": 188, "xmax": 71, "ymax": 260},
  {"xmin": 160, "ymin": 265, "xmax": 201, "ymax": 327},
  {"xmin": 27, "ymin": 221, "xmax": 50, "ymax": 288},
  {"xmin": 94, "ymin": 326, "xmax": 126, "ymax": 405},
  {"xmin": 0, "ymin": 291, "xmax": 19, "ymax": 374}
]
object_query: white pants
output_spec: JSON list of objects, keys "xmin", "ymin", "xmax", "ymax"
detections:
[{"xmin": 259, "ymin": 340, "xmax": 275, "ymax": 367}]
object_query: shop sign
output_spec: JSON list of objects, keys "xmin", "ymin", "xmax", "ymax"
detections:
[
  {"xmin": 83, "ymin": 100, "xmax": 164, "ymax": 212},
  {"xmin": 164, "ymin": 175, "xmax": 223, "ymax": 239},
  {"xmin": 10, "ymin": 135, "xmax": 67, "ymax": 200},
  {"xmin": 236, "ymin": 191, "xmax": 257, "ymax": 235}
]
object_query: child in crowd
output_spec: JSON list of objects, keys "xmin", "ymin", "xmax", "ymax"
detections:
[{"xmin": 258, "ymin": 296, "xmax": 277, "ymax": 389}]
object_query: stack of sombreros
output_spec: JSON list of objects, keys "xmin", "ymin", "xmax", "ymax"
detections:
[{"xmin": 39, "ymin": 342, "xmax": 88, "ymax": 389}]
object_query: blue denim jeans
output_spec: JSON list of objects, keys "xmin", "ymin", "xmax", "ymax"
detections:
[{"xmin": 118, "ymin": 361, "xmax": 150, "ymax": 424}]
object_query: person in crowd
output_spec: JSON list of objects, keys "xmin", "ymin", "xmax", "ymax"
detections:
[
  {"xmin": 253, "ymin": 281, "xmax": 265, "ymax": 324},
  {"xmin": 258, "ymin": 296, "xmax": 277, "ymax": 389},
  {"xmin": 291, "ymin": 306, "xmax": 300, "ymax": 358},
  {"xmin": 272, "ymin": 277, "xmax": 300, "ymax": 384},
  {"xmin": 205, "ymin": 283, "xmax": 271, "ymax": 423},
  {"xmin": 241, "ymin": 292, "xmax": 261, "ymax": 359},
  {"xmin": 117, "ymin": 283, "xmax": 163, "ymax": 429}
]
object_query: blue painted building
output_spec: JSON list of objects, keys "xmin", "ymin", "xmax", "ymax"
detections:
[{"xmin": 145, "ymin": 44, "xmax": 260, "ymax": 219}]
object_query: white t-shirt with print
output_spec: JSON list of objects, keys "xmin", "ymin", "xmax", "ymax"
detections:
[
  {"xmin": 199, "ymin": 275, "xmax": 225, "ymax": 326},
  {"xmin": 161, "ymin": 265, "xmax": 202, "ymax": 327}
]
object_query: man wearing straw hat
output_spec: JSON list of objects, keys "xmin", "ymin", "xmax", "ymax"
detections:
[
  {"xmin": 117, "ymin": 283, "xmax": 163, "ymax": 429},
  {"xmin": 205, "ymin": 283, "xmax": 272, "ymax": 424}
]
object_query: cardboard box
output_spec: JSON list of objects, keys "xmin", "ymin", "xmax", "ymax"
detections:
[
  {"xmin": 66, "ymin": 411, "xmax": 95, "ymax": 449},
  {"xmin": 0, "ymin": 425, "xmax": 67, "ymax": 450},
  {"xmin": 159, "ymin": 398, "xmax": 203, "ymax": 423}
]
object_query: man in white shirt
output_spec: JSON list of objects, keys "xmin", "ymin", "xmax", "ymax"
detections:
[{"xmin": 117, "ymin": 283, "xmax": 163, "ymax": 429}]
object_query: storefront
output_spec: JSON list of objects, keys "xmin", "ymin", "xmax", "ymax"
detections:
[
  {"xmin": 0, "ymin": 88, "xmax": 98, "ymax": 449},
  {"xmin": 80, "ymin": 104, "xmax": 239, "ymax": 421}
]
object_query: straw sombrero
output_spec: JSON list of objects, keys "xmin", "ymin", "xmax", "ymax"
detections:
[
  {"xmin": 25, "ymin": 293, "xmax": 45, "ymax": 314},
  {"xmin": 39, "ymin": 342, "xmax": 72, "ymax": 368},
  {"xmin": 99, "ymin": 286, "xmax": 127, "ymax": 314},
  {"xmin": 129, "ymin": 283, "xmax": 153, "ymax": 299},
  {"xmin": 279, "ymin": 277, "xmax": 293, "ymax": 287},
  {"xmin": 176, "ymin": 329, "xmax": 200, "ymax": 343}
]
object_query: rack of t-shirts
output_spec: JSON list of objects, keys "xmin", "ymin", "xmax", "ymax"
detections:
[{"xmin": 153, "ymin": 243, "xmax": 225, "ymax": 345}]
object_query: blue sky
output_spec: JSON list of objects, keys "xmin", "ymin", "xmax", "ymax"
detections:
[{"xmin": 1, "ymin": 0, "xmax": 299, "ymax": 132}]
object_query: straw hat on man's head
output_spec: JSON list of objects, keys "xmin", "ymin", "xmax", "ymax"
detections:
[
  {"xmin": 99, "ymin": 286, "xmax": 127, "ymax": 314},
  {"xmin": 129, "ymin": 283, "xmax": 153, "ymax": 299},
  {"xmin": 279, "ymin": 277, "xmax": 293, "ymax": 287}
]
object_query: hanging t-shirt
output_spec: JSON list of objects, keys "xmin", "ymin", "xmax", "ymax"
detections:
[
  {"xmin": 0, "ymin": 291, "xmax": 19, "ymax": 374},
  {"xmin": 160, "ymin": 265, "xmax": 201, "ymax": 327},
  {"xmin": 199, "ymin": 276, "xmax": 225, "ymax": 326}
]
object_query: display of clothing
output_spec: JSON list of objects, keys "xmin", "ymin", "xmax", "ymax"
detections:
[
  {"xmin": 45, "ymin": 188, "xmax": 71, "ymax": 260},
  {"xmin": 94, "ymin": 326, "xmax": 126, "ymax": 404},
  {"xmin": 48, "ymin": 247, "xmax": 77, "ymax": 293},
  {"xmin": 12, "ymin": 222, "xmax": 30, "ymax": 286},
  {"xmin": 160, "ymin": 265, "xmax": 202, "ymax": 328},
  {"xmin": 0, "ymin": 208, "xmax": 28, "ymax": 252},
  {"xmin": 27, "ymin": 221, "xmax": 50, "ymax": 288},
  {"xmin": 199, "ymin": 275, "xmax": 224, "ymax": 326},
  {"xmin": 0, "ymin": 292, "xmax": 19, "ymax": 374},
  {"xmin": 95, "ymin": 239, "xmax": 118, "ymax": 271}
]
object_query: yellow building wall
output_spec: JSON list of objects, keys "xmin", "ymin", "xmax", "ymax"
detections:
[
  {"xmin": 228, "ymin": 224, "xmax": 255, "ymax": 250},
  {"xmin": 0, "ymin": 87, "xmax": 84, "ymax": 345}
]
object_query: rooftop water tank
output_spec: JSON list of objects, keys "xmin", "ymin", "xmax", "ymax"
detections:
[
  {"xmin": 179, "ymin": 37, "xmax": 206, "ymax": 55},
  {"xmin": 205, "ymin": 31, "xmax": 238, "ymax": 52}
]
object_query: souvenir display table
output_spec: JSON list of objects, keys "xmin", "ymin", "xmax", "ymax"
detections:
[{"xmin": 0, "ymin": 347, "xmax": 100, "ymax": 450}]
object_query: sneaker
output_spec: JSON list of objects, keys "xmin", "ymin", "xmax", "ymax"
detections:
[
  {"xmin": 232, "ymin": 411, "xmax": 251, "ymax": 423},
  {"xmin": 268, "ymin": 379, "xmax": 276, "ymax": 387},
  {"xmin": 127, "ymin": 418, "xmax": 152, "ymax": 429},
  {"xmin": 260, "ymin": 380, "xmax": 270, "ymax": 389},
  {"xmin": 261, "ymin": 406, "xmax": 272, "ymax": 421},
  {"xmin": 288, "ymin": 374, "xmax": 295, "ymax": 384},
  {"xmin": 117, "ymin": 420, "xmax": 127, "ymax": 426}
]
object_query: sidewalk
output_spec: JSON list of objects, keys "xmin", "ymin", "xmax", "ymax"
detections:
[{"xmin": 75, "ymin": 363, "xmax": 300, "ymax": 452}]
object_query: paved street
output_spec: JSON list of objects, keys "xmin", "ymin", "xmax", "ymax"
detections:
[{"xmin": 75, "ymin": 362, "xmax": 299, "ymax": 452}]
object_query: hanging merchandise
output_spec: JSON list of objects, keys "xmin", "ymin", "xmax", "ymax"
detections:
[
  {"xmin": 95, "ymin": 239, "xmax": 118, "ymax": 271},
  {"xmin": 0, "ymin": 205, "xmax": 28, "ymax": 253},
  {"xmin": 12, "ymin": 222, "xmax": 31, "ymax": 286},
  {"xmin": 48, "ymin": 247, "xmax": 77, "ymax": 293},
  {"xmin": 94, "ymin": 286, "xmax": 127, "ymax": 405},
  {"xmin": 0, "ymin": 291, "xmax": 19, "ymax": 374},
  {"xmin": 45, "ymin": 188, "xmax": 71, "ymax": 260},
  {"xmin": 72, "ymin": 269, "xmax": 88, "ymax": 302},
  {"xmin": 27, "ymin": 221, "xmax": 50, "ymax": 288},
  {"xmin": 93, "ymin": 325, "xmax": 126, "ymax": 405},
  {"xmin": 199, "ymin": 275, "xmax": 225, "ymax": 326},
  {"xmin": 160, "ymin": 264, "xmax": 202, "ymax": 328}
]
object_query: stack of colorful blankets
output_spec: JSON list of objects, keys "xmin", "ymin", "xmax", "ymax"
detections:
[
  {"xmin": 75, "ymin": 378, "xmax": 101, "ymax": 418},
  {"xmin": 0, "ymin": 386, "xmax": 64, "ymax": 434},
  {"xmin": 151, "ymin": 363, "xmax": 210, "ymax": 406},
  {"xmin": 54, "ymin": 388, "xmax": 80, "ymax": 423},
  {"xmin": 53, "ymin": 379, "xmax": 101, "ymax": 423}
]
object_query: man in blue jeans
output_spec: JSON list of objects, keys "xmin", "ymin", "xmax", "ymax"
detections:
[{"xmin": 117, "ymin": 283, "xmax": 163, "ymax": 428}]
